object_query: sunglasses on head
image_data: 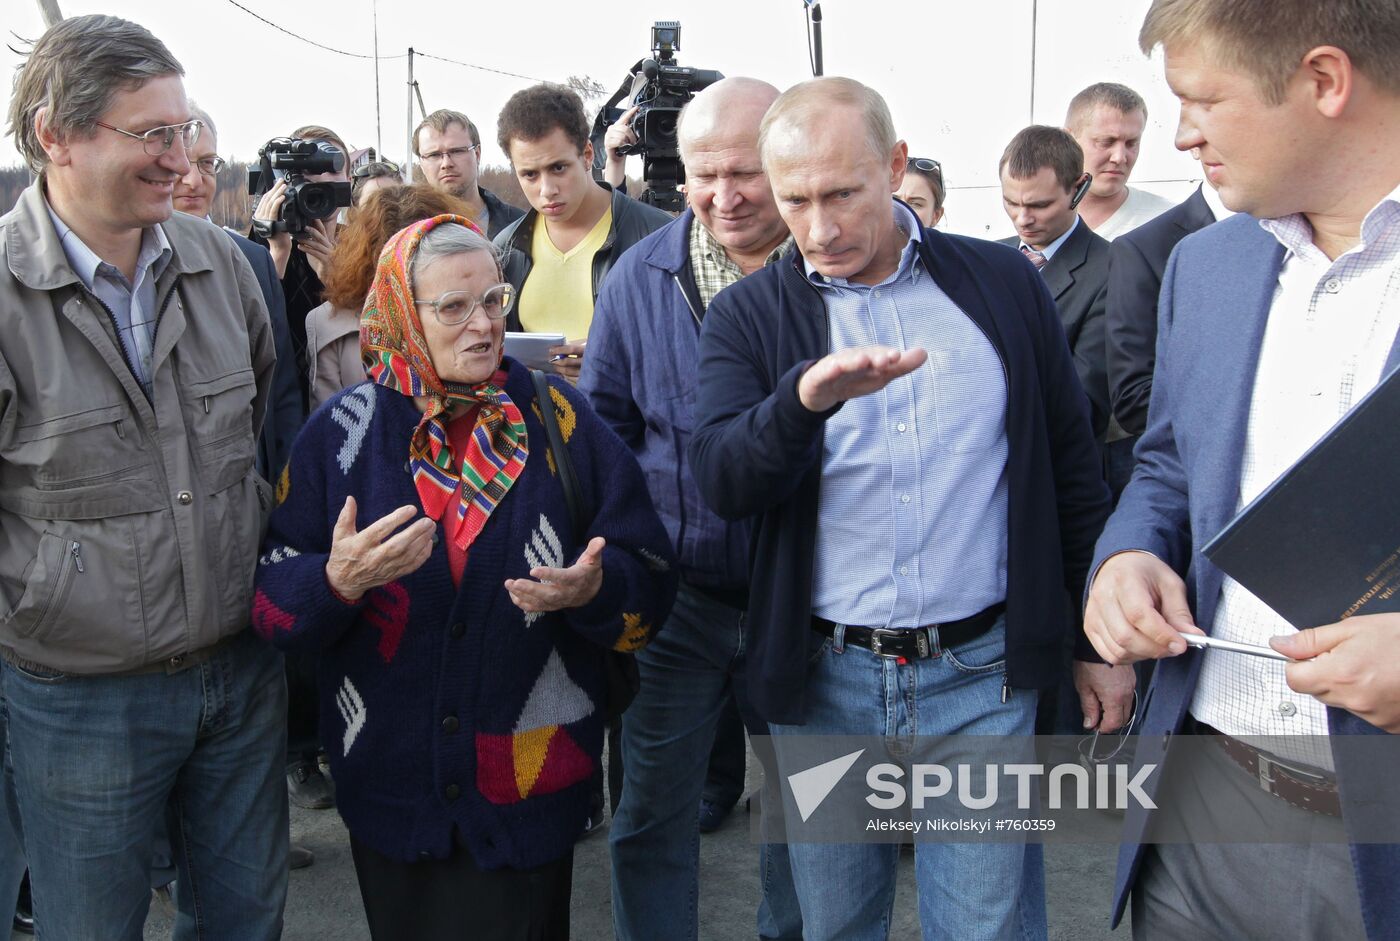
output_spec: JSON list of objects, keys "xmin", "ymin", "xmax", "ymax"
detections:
[
  {"xmin": 352, "ymin": 160, "xmax": 401, "ymax": 179},
  {"xmin": 910, "ymin": 157, "xmax": 943, "ymax": 179}
]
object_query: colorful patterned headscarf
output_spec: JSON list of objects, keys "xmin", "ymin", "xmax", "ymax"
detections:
[{"xmin": 360, "ymin": 213, "xmax": 528, "ymax": 552}]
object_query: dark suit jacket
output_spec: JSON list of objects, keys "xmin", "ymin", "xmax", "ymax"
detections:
[
  {"xmin": 227, "ymin": 229, "xmax": 304, "ymax": 479},
  {"xmin": 1106, "ymin": 186, "xmax": 1216, "ymax": 435},
  {"xmin": 1091, "ymin": 213, "xmax": 1400, "ymax": 937},
  {"xmin": 1001, "ymin": 218, "xmax": 1110, "ymax": 438}
]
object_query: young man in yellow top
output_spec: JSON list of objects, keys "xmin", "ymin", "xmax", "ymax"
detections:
[{"xmin": 495, "ymin": 84, "xmax": 671, "ymax": 380}]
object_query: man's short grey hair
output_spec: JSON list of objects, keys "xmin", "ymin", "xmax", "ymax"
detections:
[
  {"xmin": 187, "ymin": 100, "xmax": 216, "ymax": 145},
  {"xmin": 410, "ymin": 222, "xmax": 501, "ymax": 294},
  {"xmin": 1065, "ymin": 83, "xmax": 1148, "ymax": 131},
  {"xmin": 7, "ymin": 14, "xmax": 184, "ymax": 174},
  {"xmin": 759, "ymin": 77, "xmax": 896, "ymax": 167}
]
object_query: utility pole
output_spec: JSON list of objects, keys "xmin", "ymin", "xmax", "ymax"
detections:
[
  {"xmin": 36, "ymin": 0, "xmax": 63, "ymax": 27},
  {"xmin": 372, "ymin": 0, "xmax": 382, "ymax": 158},
  {"xmin": 405, "ymin": 48, "xmax": 415, "ymax": 183},
  {"xmin": 1029, "ymin": 0, "xmax": 1038, "ymax": 123}
]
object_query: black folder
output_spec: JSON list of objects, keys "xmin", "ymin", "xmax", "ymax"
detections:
[{"xmin": 1202, "ymin": 365, "xmax": 1400, "ymax": 630}]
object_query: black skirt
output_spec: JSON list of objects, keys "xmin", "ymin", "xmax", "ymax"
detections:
[{"xmin": 350, "ymin": 834, "xmax": 573, "ymax": 941}]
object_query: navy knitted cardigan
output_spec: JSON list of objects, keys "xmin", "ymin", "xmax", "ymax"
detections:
[{"xmin": 252, "ymin": 359, "xmax": 678, "ymax": 869}]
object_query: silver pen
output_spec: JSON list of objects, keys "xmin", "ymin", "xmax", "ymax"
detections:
[{"xmin": 1181, "ymin": 633, "xmax": 1295, "ymax": 662}]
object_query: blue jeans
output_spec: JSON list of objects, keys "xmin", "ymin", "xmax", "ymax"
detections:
[
  {"xmin": 2, "ymin": 630, "xmax": 289, "ymax": 941},
  {"xmin": 610, "ymin": 584, "xmax": 802, "ymax": 940},
  {"xmin": 770, "ymin": 619, "xmax": 1047, "ymax": 941},
  {"xmin": 0, "ymin": 684, "xmax": 27, "ymax": 930}
]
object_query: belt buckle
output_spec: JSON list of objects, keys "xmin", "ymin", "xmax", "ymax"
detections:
[
  {"xmin": 1257, "ymin": 752, "xmax": 1276, "ymax": 791},
  {"xmin": 868, "ymin": 628, "xmax": 902, "ymax": 658}
]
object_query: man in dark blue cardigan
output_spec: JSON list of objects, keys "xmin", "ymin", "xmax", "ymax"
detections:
[{"xmin": 688, "ymin": 77, "xmax": 1128, "ymax": 940}]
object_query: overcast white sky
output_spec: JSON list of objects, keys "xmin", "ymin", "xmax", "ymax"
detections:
[{"xmin": 3, "ymin": 0, "xmax": 1204, "ymax": 236}]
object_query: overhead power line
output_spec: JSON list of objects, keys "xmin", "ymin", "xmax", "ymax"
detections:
[
  {"xmin": 224, "ymin": 0, "xmax": 402, "ymax": 59},
  {"xmin": 223, "ymin": 0, "xmax": 547, "ymax": 82}
]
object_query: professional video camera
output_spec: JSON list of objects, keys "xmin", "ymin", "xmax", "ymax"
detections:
[
  {"xmin": 590, "ymin": 21, "xmax": 723, "ymax": 212},
  {"xmin": 248, "ymin": 138, "xmax": 352, "ymax": 236}
]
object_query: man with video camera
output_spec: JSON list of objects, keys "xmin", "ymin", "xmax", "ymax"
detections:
[{"xmin": 249, "ymin": 124, "xmax": 352, "ymax": 412}]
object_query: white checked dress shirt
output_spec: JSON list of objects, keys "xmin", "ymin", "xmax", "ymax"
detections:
[
  {"xmin": 808, "ymin": 202, "xmax": 1009, "ymax": 628},
  {"xmin": 1192, "ymin": 186, "xmax": 1400, "ymax": 768}
]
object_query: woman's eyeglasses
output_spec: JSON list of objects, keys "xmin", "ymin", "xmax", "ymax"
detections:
[{"xmin": 415, "ymin": 283, "xmax": 516, "ymax": 325}]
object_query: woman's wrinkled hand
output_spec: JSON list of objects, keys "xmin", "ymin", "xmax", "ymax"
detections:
[
  {"xmin": 505, "ymin": 536, "xmax": 606, "ymax": 614},
  {"xmin": 325, "ymin": 497, "xmax": 435, "ymax": 602}
]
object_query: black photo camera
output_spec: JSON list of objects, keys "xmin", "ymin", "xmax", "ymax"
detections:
[
  {"xmin": 591, "ymin": 21, "xmax": 724, "ymax": 212},
  {"xmin": 248, "ymin": 138, "xmax": 352, "ymax": 236}
]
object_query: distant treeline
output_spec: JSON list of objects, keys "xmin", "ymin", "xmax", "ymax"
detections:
[{"xmin": 0, "ymin": 162, "xmax": 585, "ymax": 231}]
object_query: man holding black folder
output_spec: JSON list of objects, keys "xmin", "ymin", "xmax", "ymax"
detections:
[{"xmin": 1083, "ymin": 2, "xmax": 1400, "ymax": 938}]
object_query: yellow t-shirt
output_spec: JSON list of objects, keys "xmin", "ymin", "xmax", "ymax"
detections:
[{"xmin": 517, "ymin": 207, "xmax": 613, "ymax": 341}]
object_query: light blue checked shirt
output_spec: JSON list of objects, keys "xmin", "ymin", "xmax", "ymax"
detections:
[
  {"xmin": 46, "ymin": 200, "xmax": 171, "ymax": 393},
  {"xmin": 808, "ymin": 201, "xmax": 1009, "ymax": 628}
]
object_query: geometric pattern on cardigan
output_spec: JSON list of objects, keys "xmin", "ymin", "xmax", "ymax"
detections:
[
  {"xmin": 331, "ymin": 384, "xmax": 376, "ymax": 475},
  {"xmin": 337, "ymin": 676, "xmax": 367, "ymax": 756},
  {"xmin": 476, "ymin": 649, "xmax": 595, "ymax": 804},
  {"xmin": 521, "ymin": 514, "xmax": 564, "ymax": 628},
  {"xmin": 364, "ymin": 581, "xmax": 410, "ymax": 663},
  {"xmin": 532, "ymin": 385, "xmax": 576, "ymax": 476},
  {"xmin": 252, "ymin": 588, "xmax": 295, "ymax": 638},
  {"xmin": 615, "ymin": 611, "xmax": 650, "ymax": 652}
]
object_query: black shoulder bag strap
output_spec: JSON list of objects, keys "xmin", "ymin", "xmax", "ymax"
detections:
[{"xmin": 530, "ymin": 370, "xmax": 640, "ymax": 718}]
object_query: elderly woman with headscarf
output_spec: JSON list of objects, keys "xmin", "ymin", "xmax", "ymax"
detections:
[{"xmin": 252, "ymin": 214, "xmax": 677, "ymax": 941}]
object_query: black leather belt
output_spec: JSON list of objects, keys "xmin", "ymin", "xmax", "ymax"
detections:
[
  {"xmin": 812, "ymin": 602, "xmax": 1006, "ymax": 660},
  {"xmin": 1193, "ymin": 718, "xmax": 1340, "ymax": 817}
]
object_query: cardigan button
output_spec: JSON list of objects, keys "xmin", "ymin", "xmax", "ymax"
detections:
[
  {"xmin": 441, "ymin": 715, "xmax": 459, "ymax": 733},
  {"xmin": 450, "ymin": 621, "xmax": 465, "ymax": 638},
  {"xmin": 444, "ymin": 784, "xmax": 461, "ymax": 801}
]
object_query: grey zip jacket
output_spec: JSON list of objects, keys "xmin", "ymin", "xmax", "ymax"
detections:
[{"xmin": 0, "ymin": 182, "xmax": 275, "ymax": 674}]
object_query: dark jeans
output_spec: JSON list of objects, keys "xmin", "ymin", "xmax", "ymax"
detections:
[
  {"xmin": 610, "ymin": 584, "xmax": 802, "ymax": 940},
  {"xmin": 2, "ymin": 631, "xmax": 289, "ymax": 941},
  {"xmin": 285, "ymin": 648, "xmax": 320, "ymax": 766},
  {"xmin": 702, "ymin": 693, "xmax": 746, "ymax": 808},
  {"xmin": 0, "ymin": 685, "xmax": 28, "ymax": 929}
]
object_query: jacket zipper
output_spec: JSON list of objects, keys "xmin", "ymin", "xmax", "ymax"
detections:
[
  {"xmin": 32, "ymin": 539, "xmax": 81, "ymax": 632},
  {"xmin": 75, "ymin": 273, "xmax": 183, "ymax": 397},
  {"xmin": 672, "ymin": 274, "xmax": 703, "ymax": 328}
]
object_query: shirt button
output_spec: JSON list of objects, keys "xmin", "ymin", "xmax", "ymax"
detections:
[
  {"xmin": 1323, "ymin": 278, "xmax": 1342, "ymax": 294},
  {"xmin": 900, "ymin": 494, "xmax": 911, "ymax": 504},
  {"xmin": 1278, "ymin": 701, "xmax": 1298, "ymax": 718},
  {"xmin": 873, "ymin": 290, "xmax": 882, "ymax": 298},
  {"xmin": 444, "ymin": 784, "xmax": 461, "ymax": 801},
  {"xmin": 899, "ymin": 565, "xmax": 909, "ymax": 576},
  {"xmin": 896, "ymin": 422, "xmax": 907, "ymax": 433},
  {"xmin": 441, "ymin": 715, "xmax": 459, "ymax": 733},
  {"xmin": 450, "ymin": 622, "xmax": 465, "ymax": 638},
  {"xmin": 176, "ymin": 490, "xmax": 193, "ymax": 505}
]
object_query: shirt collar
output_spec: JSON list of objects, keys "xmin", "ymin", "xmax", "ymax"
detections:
[
  {"xmin": 1019, "ymin": 215, "xmax": 1079, "ymax": 262},
  {"xmin": 805, "ymin": 199, "xmax": 923, "ymax": 289},
  {"xmin": 1200, "ymin": 183, "xmax": 1234, "ymax": 223},
  {"xmin": 1258, "ymin": 182, "xmax": 1400, "ymax": 264},
  {"xmin": 44, "ymin": 198, "xmax": 172, "ymax": 291},
  {"xmin": 695, "ymin": 219, "xmax": 793, "ymax": 270}
]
